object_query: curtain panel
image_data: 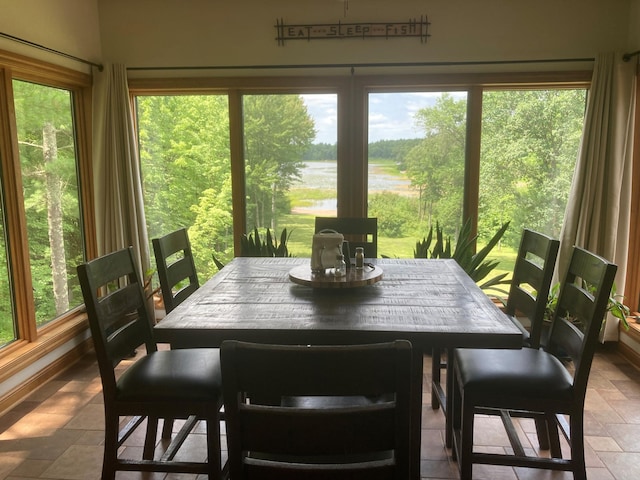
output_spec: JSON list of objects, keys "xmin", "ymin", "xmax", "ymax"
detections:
[
  {"xmin": 92, "ymin": 63, "xmax": 151, "ymax": 281},
  {"xmin": 558, "ymin": 52, "xmax": 636, "ymax": 342}
]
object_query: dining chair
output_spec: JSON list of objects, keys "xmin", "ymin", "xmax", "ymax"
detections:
[
  {"xmin": 432, "ymin": 229, "xmax": 560, "ymax": 446},
  {"xmin": 221, "ymin": 340, "xmax": 412, "ymax": 479},
  {"xmin": 315, "ymin": 216, "xmax": 378, "ymax": 258},
  {"xmin": 504, "ymin": 229, "xmax": 561, "ymax": 348},
  {"xmin": 152, "ymin": 227, "xmax": 199, "ymax": 314},
  {"xmin": 77, "ymin": 247, "xmax": 225, "ymax": 480},
  {"xmin": 450, "ymin": 246, "xmax": 617, "ymax": 479},
  {"xmin": 152, "ymin": 227, "xmax": 217, "ymax": 439}
]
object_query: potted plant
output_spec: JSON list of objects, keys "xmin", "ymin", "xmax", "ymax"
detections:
[
  {"xmin": 414, "ymin": 219, "xmax": 511, "ymax": 293},
  {"xmin": 545, "ymin": 281, "xmax": 630, "ymax": 330},
  {"xmin": 213, "ymin": 227, "xmax": 292, "ymax": 270}
]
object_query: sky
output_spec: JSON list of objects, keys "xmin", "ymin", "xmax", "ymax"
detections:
[{"xmin": 301, "ymin": 91, "xmax": 464, "ymax": 144}]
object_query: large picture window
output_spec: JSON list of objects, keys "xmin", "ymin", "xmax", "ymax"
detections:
[
  {"xmin": 0, "ymin": 54, "xmax": 91, "ymax": 352},
  {"xmin": 136, "ymin": 94, "xmax": 232, "ymax": 280},
  {"xmin": 13, "ymin": 80, "xmax": 85, "ymax": 328},
  {"xmin": 367, "ymin": 91, "xmax": 467, "ymax": 258}
]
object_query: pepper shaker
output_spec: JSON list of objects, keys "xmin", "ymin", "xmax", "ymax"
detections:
[
  {"xmin": 355, "ymin": 247, "xmax": 364, "ymax": 270},
  {"xmin": 335, "ymin": 254, "xmax": 346, "ymax": 277}
]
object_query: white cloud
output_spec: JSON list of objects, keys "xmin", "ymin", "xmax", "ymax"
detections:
[{"xmin": 301, "ymin": 91, "xmax": 466, "ymax": 143}]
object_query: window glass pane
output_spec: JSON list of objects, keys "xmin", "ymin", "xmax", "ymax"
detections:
[
  {"xmin": 479, "ymin": 89, "xmax": 586, "ymax": 281},
  {"xmin": 136, "ymin": 95, "xmax": 232, "ymax": 280},
  {"xmin": 0, "ymin": 179, "xmax": 16, "ymax": 346},
  {"xmin": 12, "ymin": 80, "xmax": 84, "ymax": 327},
  {"xmin": 368, "ymin": 92, "xmax": 467, "ymax": 258},
  {"xmin": 243, "ymin": 94, "xmax": 335, "ymax": 257}
]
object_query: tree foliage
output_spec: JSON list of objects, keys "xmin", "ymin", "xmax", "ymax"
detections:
[
  {"xmin": 405, "ymin": 94, "xmax": 466, "ymax": 235},
  {"xmin": 243, "ymin": 95, "xmax": 315, "ymax": 231},
  {"xmin": 137, "ymin": 94, "xmax": 315, "ymax": 281},
  {"xmin": 11, "ymin": 80, "xmax": 83, "ymax": 327},
  {"xmin": 479, "ymin": 90, "xmax": 585, "ymax": 247},
  {"xmin": 404, "ymin": 90, "xmax": 585, "ymax": 250}
]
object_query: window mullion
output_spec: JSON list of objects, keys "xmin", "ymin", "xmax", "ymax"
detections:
[{"xmin": 463, "ymin": 86, "xmax": 483, "ymax": 242}]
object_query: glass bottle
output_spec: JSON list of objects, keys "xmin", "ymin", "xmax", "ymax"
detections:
[
  {"xmin": 335, "ymin": 254, "xmax": 346, "ymax": 277},
  {"xmin": 355, "ymin": 247, "xmax": 364, "ymax": 270}
]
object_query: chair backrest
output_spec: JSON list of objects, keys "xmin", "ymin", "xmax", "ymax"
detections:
[
  {"xmin": 152, "ymin": 228, "xmax": 200, "ymax": 314},
  {"xmin": 77, "ymin": 247, "xmax": 157, "ymax": 397},
  {"xmin": 545, "ymin": 246, "xmax": 617, "ymax": 398},
  {"xmin": 314, "ymin": 217, "xmax": 378, "ymax": 258},
  {"xmin": 505, "ymin": 229, "xmax": 560, "ymax": 348},
  {"xmin": 221, "ymin": 340, "xmax": 412, "ymax": 480}
]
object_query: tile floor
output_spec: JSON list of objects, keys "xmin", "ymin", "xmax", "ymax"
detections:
[{"xmin": 0, "ymin": 345, "xmax": 639, "ymax": 479}]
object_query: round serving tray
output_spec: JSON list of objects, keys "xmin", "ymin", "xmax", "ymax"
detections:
[{"xmin": 288, "ymin": 263, "xmax": 382, "ymax": 288}]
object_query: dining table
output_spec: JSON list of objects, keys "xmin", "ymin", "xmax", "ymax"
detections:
[{"xmin": 154, "ymin": 256, "xmax": 522, "ymax": 479}]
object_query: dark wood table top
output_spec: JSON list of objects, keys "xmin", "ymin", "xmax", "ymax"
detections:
[{"xmin": 154, "ymin": 257, "xmax": 521, "ymax": 350}]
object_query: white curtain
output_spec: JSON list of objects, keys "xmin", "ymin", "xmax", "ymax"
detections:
[
  {"xmin": 92, "ymin": 63, "xmax": 151, "ymax": 280},
  {"xmin": 557, "ymin": 52, "xmax": 636, "ymax": 342}
]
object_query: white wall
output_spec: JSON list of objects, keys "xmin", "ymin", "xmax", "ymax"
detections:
[
  {"xmin": 0, "ymin": 0, "xmax": 101, "ymax": 72},
  {"xmin": 0, "ymin": 1, "xmax": 634, "ymax": 75},
  {"xmin": 97, "ymin": 0, "xmax": 632, "ymax": 75}
]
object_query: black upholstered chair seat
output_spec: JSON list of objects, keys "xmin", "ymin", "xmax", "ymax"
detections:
[
  {"xmin": 455, "ymin": 348, "xmax": 573, "ymax": 402},
  {"xmin": 117, "ymin": 348, "xmax": 222, "ymax": 402}
]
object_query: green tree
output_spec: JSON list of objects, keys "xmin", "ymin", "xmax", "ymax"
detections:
[
  {"xmin": 303, "ymin": 142, "xmax": 336, "ymax": 161},
  {"xmin": 405, "ymin": 94, "xmax": 466, "ymax": 235},
  {"xmin": 480, "ymin": 90, "xmax": 586, "ymax": 247},
  {"xmin": 12, "ymin": 80, "xmax": 83, "ymax": 324},
  {"xmin": 137, "ymin": 94, "xmax": 315, "ymax": 278},
  {"xmin": 137, "ymin": 95, "xmax": 233, "ymax": 275},
  {"xmin": 369, "ymin": 138, "xmax": 421, "ymax": 166},
  {"xmin": 137, "ymin": 95, "xmax": 230, "ymax": 239},
  {"xmin": 243, "ymin": 95, "xmax": 315, "ymax": 231}
]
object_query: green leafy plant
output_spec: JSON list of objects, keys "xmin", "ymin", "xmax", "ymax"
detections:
[
  {"xmin": 545, "ymin": 281, "xmax": 631, "ymax": 330},
  {"xmin": 212, "ymin": 227, "xmax": 292, "ymax": 270},
  {"xmin": 414, "ymin": 219, "xmax": 511, "ymax": 292},
  {"xmin": 240, "ymin": 227, "xmax": 292, "ymax": 258}
]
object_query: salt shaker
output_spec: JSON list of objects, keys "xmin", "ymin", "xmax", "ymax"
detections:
[
  {"xmin": 355, "ymin": 247, "xmax": 364, "ymax": 270},
  {"xmin": 335, "ymin": 254, "xmax": 346, "ymax": 277}
]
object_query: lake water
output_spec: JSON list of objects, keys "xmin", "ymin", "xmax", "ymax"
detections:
[
  {"xmin": 291, "ymin": 161, "xmax": 414, "ymax": 214},
  {"xmin": 293, "ymin": 161, "xmax": 412, "ymax": 191}
]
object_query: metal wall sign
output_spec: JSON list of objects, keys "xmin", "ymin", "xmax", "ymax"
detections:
[{"xmin": 275, "ymin": 16, "xmax": 430, "ymax": 46}]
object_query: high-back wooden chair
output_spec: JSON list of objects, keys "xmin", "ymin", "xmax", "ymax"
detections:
[
  {"xmin": 152, "ymin": 227, "xmax": 199, "ymax": 314},
  {"xmin": 315, "ymin": 216, "xmax": 378, "ymax": 258},
  {"xmin": 221, "ymin": 340, "xmax": 412, "ymax": 480},
  {"xmin": 504, "ymin": 229, "xmax": 560, "ymax": 348},
  {"xmin": 432, "ymin": 229, "xmax": 559, "ymax": 446},
  {"xmin": 451, "ymin": 246, "xmax": 617, "ymax": 479},
  {"xmin": 77, "ymin": 247, "xmax": 224, "ymax": 480}
]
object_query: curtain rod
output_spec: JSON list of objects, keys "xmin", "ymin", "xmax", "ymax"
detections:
[
  {"xmin": 127, "ymin": 57, "xmax": 595, "ymax": 72},
  {"xmin": 0, "ymin": 31, "xmax": 103, "ymax": 71},
  {"xmin": 623, "ymin": 50, "xmax": 640, "ymax": 62}
]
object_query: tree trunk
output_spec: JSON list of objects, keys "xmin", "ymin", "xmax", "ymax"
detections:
[
  {"xmin": 271, "ymin": 182, "xmax": 277, "ymax": 231},
  {"xmin": 43, "ymin": 121, "xmax": 69, "ymax": 314}
]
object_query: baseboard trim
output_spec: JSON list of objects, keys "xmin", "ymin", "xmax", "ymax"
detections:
[
  {"xmin": 617, "ymin": 338, "xmax": 640, "ymax": 371},
  {"xmin": 0, "ymin": 339, "xmax": 93, "ymax": 416}
]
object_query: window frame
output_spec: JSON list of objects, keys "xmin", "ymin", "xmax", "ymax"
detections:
[{"xmin": 0, "ymin": 49, "xmax": 94, "ymax": 361}]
